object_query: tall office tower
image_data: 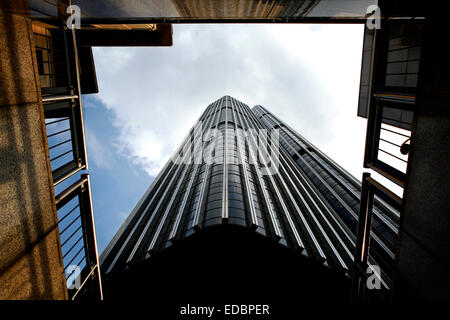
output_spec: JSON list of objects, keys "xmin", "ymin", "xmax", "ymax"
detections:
[
  {"xmin": 252, "ymin": 105, "xmax": 400, "ymax": 289},
  {"xmin": 100, "ymin": 96, "xmax": 396, "ymax": 301}
]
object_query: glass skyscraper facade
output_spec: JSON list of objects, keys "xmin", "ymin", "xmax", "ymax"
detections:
[
  {"xmin": 252, "ymin": 105, "xmax": 400, "ymax": 287},
  {"xmin": 100, "ymin": 96, "xmax": 398, "ymax": 299}
]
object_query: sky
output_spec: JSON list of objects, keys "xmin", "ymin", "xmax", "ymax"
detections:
[{"xmin": 84, "ymin": 23, "xmax": 369, "ymax": 255}]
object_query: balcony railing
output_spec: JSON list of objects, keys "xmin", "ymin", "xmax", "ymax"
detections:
[
  {"xmin": 351, "ymin": 173, "xmax": 402, "ymax": 300},
  {"xmin": 364, "ymin": 93, "xmax": 414, "ymax": 187},
  {"xmin": 35, "ymin": 24, "xmax": 88, "ymax": 185},
  {"xmin": 355, "ymin": 93, "xmax": 412, "ymax": 299},
  {"xmin": 361, "ymin": 19, "xmax": 422, "ymax": 190},
  {"xmin": 34, "ymin": 17, "xmax": 101, "ymax": 300},
  {"xmin": 353, "ymin": 18, "xmax": 424, "ymax": 300},
  {"xmin": 43, "ymin": 87, "xmax": 87, "ymax": 185},
  {"xmin": 56, "ymin": 174, "xmax": 103, "ymax": 299}
]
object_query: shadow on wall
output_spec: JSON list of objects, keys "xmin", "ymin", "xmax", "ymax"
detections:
[{"xmin": 0, "ymin": 3, "xmax": 66, "ymax": 299}]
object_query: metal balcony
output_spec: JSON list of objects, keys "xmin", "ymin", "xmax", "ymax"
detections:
[{"xmin": 33, "ymin": 18, "xmax": 102, "ymax": 300}]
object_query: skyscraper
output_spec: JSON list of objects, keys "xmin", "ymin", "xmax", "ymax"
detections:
[
  {"xmin": 252, "ymin": 105, "xmax": 399, "ymax": 287},
  {"xmin": 100, "ymin": 96, "xmax": 397, "ymax": 301}
]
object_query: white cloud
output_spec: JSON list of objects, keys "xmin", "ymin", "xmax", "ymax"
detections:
[
  {"xmin": 92, "ymin": 24, "xmax": 366, "ymax": 179},
  {"xmin": 84, "ymin": 128, "xmax": 116, "ymax": 170}
]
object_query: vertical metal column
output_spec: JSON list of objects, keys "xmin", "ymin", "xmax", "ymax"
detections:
[{"xmin": 351, "ymin": 172, "xmax": 374, "ymax": 300}]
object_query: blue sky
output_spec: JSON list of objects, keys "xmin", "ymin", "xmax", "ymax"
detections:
[
  {"xmin": 82, "ymin": 97, "xmax": 153, "ymax": 254},
  {"xmin": 83, "ymin": 23, "xmax": 377, "ymax": 255}
]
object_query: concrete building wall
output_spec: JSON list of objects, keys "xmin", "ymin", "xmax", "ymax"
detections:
[
  {"xmin": 0, "ymin": 2, "xmax": 67, "ymax": 299},
  {"xmin": 394, "ymin": 18, "xmax": 450, "ymax": 300}
]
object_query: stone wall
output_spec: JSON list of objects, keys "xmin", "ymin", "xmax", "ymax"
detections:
[{"xmin": 0, "ymin": 1, "xmax": 67, "ymax": 299}]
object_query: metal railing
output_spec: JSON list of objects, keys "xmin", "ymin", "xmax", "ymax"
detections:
[
  {"xmin": 351, "ymin": 173, "xmax": 402, "ymax": 300},
  {"xmin": 34, "ymin": 18, "xmax": 101, "ymax": 299},
  {"xmin": 353, "ymin": 18, "xmax": 424, "ymax": 301},
  {"xmin": 362, "ymin": 19, "xmax": 422, "ymax": 189},
  {"xmin": 43, "ymin": 87, "xmax": 87, "ymax": 185},
  {"xmin": 363, "ymin": 93, "xmax": 414, "ymax": 188},
  {"xmin": 56, "ymin": 174, "xmax": 103, "ymax": 300},
  {"xmin": 358, "ymin": 57, "xmax": 414, "ymax": 301},
  {"xmin": 35, "ymin": 26, "xmax": 88, "ymax": 185}
]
